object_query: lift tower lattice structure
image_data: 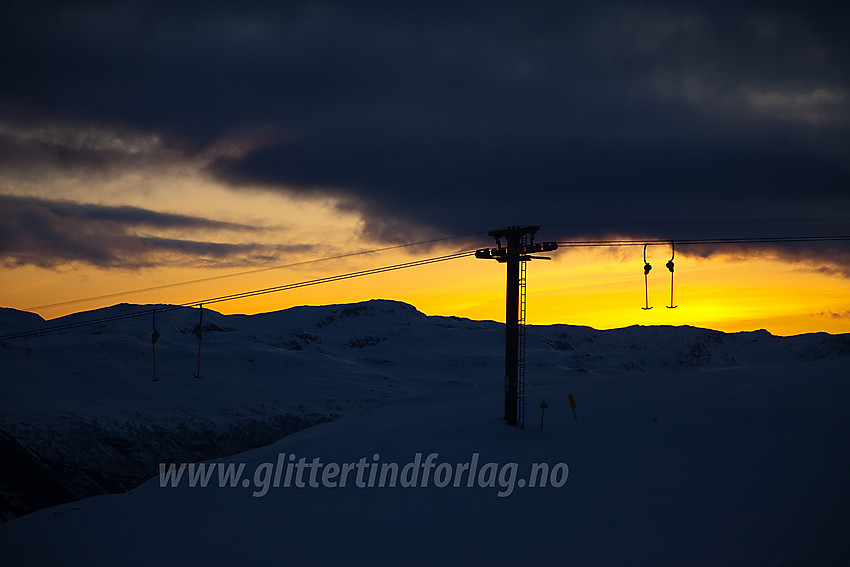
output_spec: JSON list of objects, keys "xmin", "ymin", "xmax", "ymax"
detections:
[{"xmin": 475, "ymin": 226, "xmax": 558, "ymax": 426}]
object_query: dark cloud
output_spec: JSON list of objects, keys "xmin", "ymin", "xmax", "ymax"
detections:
[
  {"xmin": 0, "ymin": 195, "xmax": 300, "ymax": 268},
  {"xmin": 0, "ymin": 121, "xmax": 179, "ymax": 177},
  {"xmin": 816, "ymin": 310, "xmax": 850, "ymax": 320},
  {"xmin": 1, "ymin": 1, "xmax": 848, "ymax": 264},
  {"xmin": 676, "ymin": 237, "xmax": 850, "ymax": 278}
]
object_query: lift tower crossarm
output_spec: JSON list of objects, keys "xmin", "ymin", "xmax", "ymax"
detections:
[{"xmin": 475, "ymin": 225, "xmax": 558, "ymax": 426}]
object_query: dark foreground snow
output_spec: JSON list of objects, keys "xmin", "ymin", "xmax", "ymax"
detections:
[{"xmin": 1, "ymin": 300, "xmax": 848, "ymax": 565}]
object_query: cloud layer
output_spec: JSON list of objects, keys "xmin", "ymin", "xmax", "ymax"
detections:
[
  {"xmin": 0, "ymin": 195, "xmax": 295, "ymax": 268},
  {"xmin": 1, "ymin": 1, "xmax": 848, "ymax": 267}
]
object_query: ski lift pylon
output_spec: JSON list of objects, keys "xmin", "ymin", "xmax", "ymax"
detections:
[
  {"xmin": 193, "ymin": 304, "xmax": 203, "ymax": 379},
  {"xmin": 151, "ymin": 309, "xmax": 160, "ymax": 382}
]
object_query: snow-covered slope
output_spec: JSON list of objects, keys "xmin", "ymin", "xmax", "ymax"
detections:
[
  {"xmin": 0, "ymin": 300, "xmax": 467, "ymax": 515},
  {"xmin": 1, "ymin": 300, "xmax": 849, "ymax": 565}
]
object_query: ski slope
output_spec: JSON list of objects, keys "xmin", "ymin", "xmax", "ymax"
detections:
[{"xmin": 1, "ymin": 300, "xmax": 849, "ymax": 565}]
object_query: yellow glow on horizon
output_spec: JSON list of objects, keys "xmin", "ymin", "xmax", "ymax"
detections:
[
  {"xmin": 2, "ymin": 164, "xmax": 848, "ymax": 336},
  {"xmin": 3, "ymin": 123, "xmax": 847, "ymax": 337},
  {"xmin": 3, "ymin": 245, "xmax": 849, "ymax": 337}
]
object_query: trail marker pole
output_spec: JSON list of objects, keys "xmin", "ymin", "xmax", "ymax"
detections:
[{"xmin": 539, "ymin": 400, "xmax": 548, "ymax": 432}]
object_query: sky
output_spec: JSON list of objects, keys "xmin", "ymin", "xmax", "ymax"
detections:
[{"xmin": 1, "ymin": 0, "xmax": 849, "ymax": 335}]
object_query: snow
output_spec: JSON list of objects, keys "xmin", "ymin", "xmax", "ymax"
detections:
[{"xmin": 1, "ymin": 299, "xmax": 849, "ymax": 565}]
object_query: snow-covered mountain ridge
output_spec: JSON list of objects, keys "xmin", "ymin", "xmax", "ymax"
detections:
[{"xmin": 1, "ymin": 299, "xmax": 848, "ymax": 523}]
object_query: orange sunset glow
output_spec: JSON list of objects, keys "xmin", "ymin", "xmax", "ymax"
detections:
[
  {"xmin": 1, "ymin": 155, "xmax": 848, "ymax": 336},
  {"xmin": 1, "ymin": 1, "xmax": 849, "ymax": 338},
  {"xmin": 3, "ymin": 212, "xmax": 848, "ymax": 337}
]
